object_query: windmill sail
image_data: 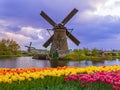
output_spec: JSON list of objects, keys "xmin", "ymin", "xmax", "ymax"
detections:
[
  {"xmin": 40, "ymin": 11, "xmax": 57, "ymax": 27},
  {"xmin": 43, "ymin": 35, "xmax": 53, "ymax": 48},
  {"xmin": 61, "ymin": 8, "xmax": 78, "ymax": 25},
  {"xmin": 66, "ymin": 30, "xmax": 80, "ymax": 45}
]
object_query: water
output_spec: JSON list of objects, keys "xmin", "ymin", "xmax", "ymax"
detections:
[{"xmin": 0, "ymin": 57, "xmax": 120, "ymax": 68}]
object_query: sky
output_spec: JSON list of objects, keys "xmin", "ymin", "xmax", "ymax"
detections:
[{"xmin": 0, "ymin": 0, "xmax": 120, "ymax": 51}]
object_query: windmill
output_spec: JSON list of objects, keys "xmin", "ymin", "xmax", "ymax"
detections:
[
  {"xmin": 25, "ymin": 42, "xmax": 35, "ymax": 53},
  {"xmin": 40, "ymin": 8, "xmax": 80, "ymax": 57}
]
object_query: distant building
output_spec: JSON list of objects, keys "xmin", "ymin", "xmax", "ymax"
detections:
[
  {"xmin": 98, "ymin": 50, "xmax": 119, "ymax": 56},
  {"xmin": 31, "ymin": 48, "xmax": 48, "ymax": 54}
]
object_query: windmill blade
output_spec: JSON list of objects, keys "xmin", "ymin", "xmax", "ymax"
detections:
[
  {"xmin": 40, "ymin": 11, "xmax": 57, "ymax": 27},
  {"xmin": 43, "ymin": 35, "xmax": 53, "ymax": 48},
  {"xmin": 29, "ymin": 42, "xmax": 32, "ymax": 46},
  {"xmin": 61, "ymin": 8, "xmax": 78, "ymax": 25},
  {"xmin": 25, "ymin": 46, "xmax": 29, "ymax": 48},
  {"xmin": 66, "ymin": 30, "xmax": 80, "ymax": 46}
]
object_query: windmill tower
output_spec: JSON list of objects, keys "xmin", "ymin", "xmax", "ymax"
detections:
[
  {"xmin": 40, "ymin": 8, "xmax": 80, "ymax": 57},
  {"xmin": 25, "ymin": 42, "xmax": 35, "ymax": 53}
]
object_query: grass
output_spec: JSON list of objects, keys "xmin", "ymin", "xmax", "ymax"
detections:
[
  {"xmin": 0, "ymin": 55, "xmax": 15, "ymax": 59},
  {"xmin": 0, "ymin": 76, "xmax": 117, "ymax": 90},
  {"xmin": 0, "ymin": 54, "xmax": 31, "ymax": 59},
  {"xmin": 58, "ymin": 55, "xmax": 120, "ymax": 62}
]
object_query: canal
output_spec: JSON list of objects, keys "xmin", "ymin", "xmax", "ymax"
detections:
[{"xmin": 0, "ymin": 57, "xmax": 120, "ymax": 68}]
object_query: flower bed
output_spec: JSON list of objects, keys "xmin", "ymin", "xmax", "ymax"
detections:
[
  {"xmin": 0, "ymin": 65, "xmax": 120, "ymax": 90},
  {"xmin": 65, "ymin": 71, "xmax": 120, "ymax": 90}
]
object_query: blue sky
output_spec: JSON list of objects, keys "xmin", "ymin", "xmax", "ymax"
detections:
[{"xmin": 0, "ymin": 0, "xmax": 120, "ymax": 50}]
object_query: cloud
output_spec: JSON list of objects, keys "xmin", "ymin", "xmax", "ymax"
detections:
[
  {"xmin": 1, "ymin": 0, "xmax": 120, "ymax": 50},
  {"xmin": 1, "ymin": 31, "xmax": 31, "ymax": 42},
  {"xmin": 75, "ymin": 0, "xmax": 120, "ymax": 25},
  {"xmin": 19, "ymin": 26, "xmax": 44, "ymax": 40},
  {"xmin": 84, "ymin": 37, "xmax": 120, "ymax": 50},
  {"xmin": 0, "ymin": 19, "xmax": 49, "ymax": 49},
  {"xmin": 0, "ymin": 30, "xmax": 32, "ymax": 50},
  {"xmin": 72, "ymin": 0, "xmax": 120, "ymax": 46},
  {"xmin": 93, "ymin": 0, "xmax": 120, "ymax": 17}
]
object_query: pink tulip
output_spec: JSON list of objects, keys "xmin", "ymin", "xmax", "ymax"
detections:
[{"xmin": 64, "ymin": 71, "xmax": 120, "ymax": 90}]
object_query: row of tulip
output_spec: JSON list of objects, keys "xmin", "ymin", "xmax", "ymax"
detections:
[
  {"xmin": 64, "ymin": 71, "xmax": 120, "ymax": 90},
  {"xmin": 0, "ymin": 65, "xmax": 120, "ymax": 84}
]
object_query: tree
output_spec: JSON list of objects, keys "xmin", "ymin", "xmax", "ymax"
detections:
[
  {"xmin": 0, "ymin": 39, "xmax": 20, "ymax": 55},
  {"xmin": 73, "ymin": 49, "xmax": 85, "ymax": 57},
  {"xmin": 83, "ymin": 48, "xmax": 90, "ymax": 56},
  {"xmin": 91, "ymin": 48, "xmax": 99, "ymax": 56}
]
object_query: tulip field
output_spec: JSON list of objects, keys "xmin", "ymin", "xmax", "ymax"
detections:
[{"xmin": 1, "ymin": 66, "xmax": 120, "ymax": 90}]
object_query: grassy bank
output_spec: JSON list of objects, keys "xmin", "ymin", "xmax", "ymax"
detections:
[
  {"xmin": 62, "ymin": 55, "xmax": 120, "ymax": 61},
  {"xmin": 50, "ymin": 51, "xmax": 120, "ymax": 62},
  {"xmin": 60, "ymin": 48, "xmax": 120, "ymax": 61},
  {"xmin": 0, "ymin": 53, "xmax": 32, "ymax": 59},
  {"xmin": 0, "ymin": 55, "xmax": 18, "ymax": 59}
]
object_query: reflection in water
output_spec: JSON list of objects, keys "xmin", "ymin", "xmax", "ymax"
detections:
[
  {"xmin": 50, "ymin": 60, "xmax": 67, "ymax": 68},
  {"xmin": 0, "ymin": 57, "xmax": 120, "ymax": 68},
  {"xmin": 0, "ymin": 57, "xmax": 50, "ymax": 68}
]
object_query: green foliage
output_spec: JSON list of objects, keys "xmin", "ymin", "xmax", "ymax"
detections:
[
  {"xmin": 0, "ymin": 76, "xmax": 115, "ymax": 90},
  {"xmin": 66, "ymin": 48, "xmax": 120, "ymax": 61},
  {"xmin": 117, "ymin": 51, "xmax": 120, "ymax": 56},
  {"xmin": 91, "ymin": 48, "xmax": 99, "ymax": 56},
  {"xmin": 0, "ymin": 38, "xmax": 20, "ymax": 56},
  {"xmin": 83, "ymin": 48, "xmax": 91, "ymax": 56}
]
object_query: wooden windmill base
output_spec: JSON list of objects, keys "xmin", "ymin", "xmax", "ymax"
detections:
[{"xmin": 50, "ymin": 29, "xmax": 68, "ymax": 58}]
